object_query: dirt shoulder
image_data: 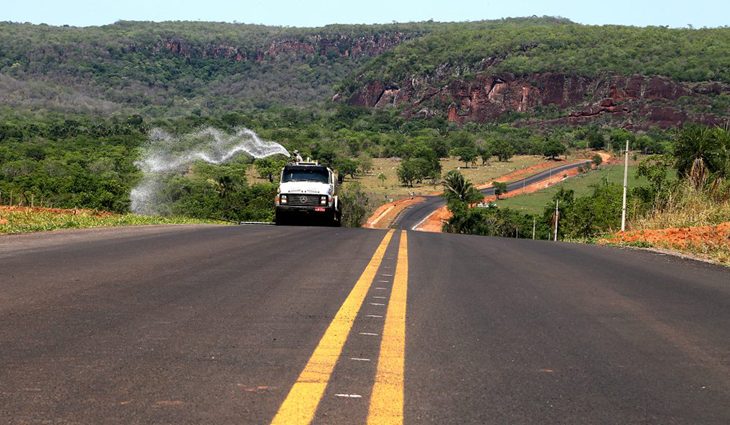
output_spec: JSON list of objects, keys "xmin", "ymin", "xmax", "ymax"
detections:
[
  {"xmin": 365, "ymin": 152, "xmax": 610, "ymax": 232},
  {"xmin": 363, "ymin": 197, "xmax": 426, "ymax": 229},
  {"xmin": 416, "ymin": 163, "xmax": 588, "ymax": 233},
  {"xmin": 599, "ymin": 222, "xmax": 730, "ymax": 266}
]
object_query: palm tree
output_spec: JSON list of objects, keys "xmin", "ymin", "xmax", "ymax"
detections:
[
  {"xmin": 674, "ymin": 125, "xmax": 722, "ymax": 188},
  {"xmin": 442, "ymin": 170, "xmax": 482, "ymax": 205}
]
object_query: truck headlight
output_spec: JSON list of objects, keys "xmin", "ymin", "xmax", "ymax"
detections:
[
  {"xmin": 280, "ymin": 194, "xmax": 288, "ymax": 205},
  {"xmin": 320, "ymin": 195, "xmax": 328, "ymax": 206}
]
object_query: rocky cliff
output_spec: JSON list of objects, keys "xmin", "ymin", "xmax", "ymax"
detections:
[
  {"xmin": 153, "ymin": 32, "xmax": 413, "ymax": 62},
  {"xmin": 347, "ymin": 72, "xmax": 729, "ymax": 128}
]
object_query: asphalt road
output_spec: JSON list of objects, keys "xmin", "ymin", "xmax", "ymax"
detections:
[
  {"xmin": 1, "ymin": 224, "xmax": 728, "ymax": 424},
  {"xmin": 392, "ymin": 160, "xmax": 591, "ymax": 230}
]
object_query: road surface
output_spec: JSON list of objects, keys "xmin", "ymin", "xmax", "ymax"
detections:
[
  {"xmin": 0, "ymin": 224, "xmax": 728, "ymax": 424},
  {"xmin": 392, "ymin": 160, "xmax": 591, "ymax": 230}
]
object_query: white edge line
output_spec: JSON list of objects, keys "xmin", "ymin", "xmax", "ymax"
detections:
[
  {"xmin": 335, "ymin": 394, "xmax": 363, "ymax": 398},
  {"xmin": 369, "ymin": 303, "xmax": 385, "ymax": 306},
  {"xmin": 412, "ymin": 209, "xmax": 438, "ymax": 231},
  {"xmin": 359, "ymin": 332, "xmax": 379, "ymax": 336},
  {"xmin": 366, "ymin": 315, "xmax": 383, "ymax": 318},
  {"xmin": 369, "ymin": 205, "xmax": 395, "ymax": 226},
  {"xmin": 350, "ymin": 357, "xmax": 371, "ymax": 361}
]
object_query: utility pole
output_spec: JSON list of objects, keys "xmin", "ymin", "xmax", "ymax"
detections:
[
  {"xmin": 621, "ymin": 139, "xmax": 629, "ymax": 232},
  {"xmin": 553, "ymin": 199, "xmax": 559, "ymax": 242},
  {"xmin": 532, "ymin": 216, "xmax": 536, "ymax": 240}
]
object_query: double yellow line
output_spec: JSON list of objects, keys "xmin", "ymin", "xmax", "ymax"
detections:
[{"xmin": 271, "ymin": 229, "xmax": 408, "ymax": 425}]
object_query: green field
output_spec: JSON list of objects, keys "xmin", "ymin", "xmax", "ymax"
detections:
[{"xmin": 495, "ymin": 164, "xmax": 651, "ymax": 215}]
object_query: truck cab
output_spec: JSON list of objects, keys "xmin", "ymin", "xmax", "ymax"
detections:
[{"xmin": 275, "ymin": 160, "xmax": 341, "ymax": 226}]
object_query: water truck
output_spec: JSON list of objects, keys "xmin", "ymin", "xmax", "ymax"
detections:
[{"xmin": 274, "ymin": 157, "xmax": 342, "ymax": 226}]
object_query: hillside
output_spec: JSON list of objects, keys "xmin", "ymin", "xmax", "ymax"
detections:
[
  {"xmin": 341, "ymin": 18, "xmax": 730, "ymax": 128},
  {"xmin": 0, "ymin": 21, "xmax": 432, "ymax": 116},
  {"xmin": 0, "ymin": 18, "xmax": 728, "ymax": 127}
]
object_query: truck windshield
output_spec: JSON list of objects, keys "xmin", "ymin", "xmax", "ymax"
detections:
[{"xmin": 282, "ymin": 168, "xmax": 329, "ymax": 183}]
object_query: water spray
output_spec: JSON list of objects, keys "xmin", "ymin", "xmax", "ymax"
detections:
[{"xmin": 130, "ymin": 127, "xmax": 289, "ymax": 215}]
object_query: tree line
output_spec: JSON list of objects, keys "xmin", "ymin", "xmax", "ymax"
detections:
[{"xmin": 441, "ymin": 125, "xmax": 730, "ymax": 239}]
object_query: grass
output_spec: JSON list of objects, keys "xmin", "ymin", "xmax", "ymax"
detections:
[
  {"xmin": 600, "ymin": 179, "xmax": 730, "ymax": 266},
  {"xmin": 347, "ymin": 155, "xmax": 547, "ymax": 201},
  {"xmin": 0, "ymin": 206, "xmax": 222, "ymax": 234},
  {"xmin": 495, "ymin": 163, "xmax": 651, "ymax": 215},
  {"xmin": 626, "ymin": 182, "xmax": 730, "ymax": 265},
  {"xmin": 633, "ymin": 184, "xmax": 730, "ymax": 230}
]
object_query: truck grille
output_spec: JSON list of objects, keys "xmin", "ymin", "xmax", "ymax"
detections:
[{"xmin": 286, "ymin": 194, "xmax": 320, "ymax": 206}]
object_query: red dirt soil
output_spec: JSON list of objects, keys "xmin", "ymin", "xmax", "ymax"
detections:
[
  {"xmin": 416, "ymin": 167, "xmax": 584, "ymax": 233},
  {"xmin": 366, "ymin": 152, "xmax": 610, "ymax": 232},
  {"xmin": 600, "ymin": 222, "xmax": 730, "ymax": 251},
  {"xmin": 363, "ymin": 197, "xmax": 426, "ymax": 229}
]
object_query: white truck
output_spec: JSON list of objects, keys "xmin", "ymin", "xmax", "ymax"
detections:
[{"xmin": 274, "ymin": 160, "xmax": 342, "ymax": 226}]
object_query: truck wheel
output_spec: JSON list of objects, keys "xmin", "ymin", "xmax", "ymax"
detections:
[
  {"xmin": 275, "ymin": 211, "xmax": 287, "ymax": 226},
  {"xmin": 331, "ymin": 210, "xmax": 342, "ymax": 227}
]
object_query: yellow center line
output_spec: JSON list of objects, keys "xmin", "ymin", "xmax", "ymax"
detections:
[
  {"xmin": 270, "ymin": 229, "xmax": 395, "ymax": 425},
  {"xmin": 368, "ymin": 231, "xmax": 408, "ymax": 425}
]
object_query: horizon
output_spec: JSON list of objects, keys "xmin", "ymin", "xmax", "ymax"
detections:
[
  {"xmin": 5, "ymin": 17, "xmax": 729, "ymax": 30},
  {"xmin": 3, "ymin": 0, "xmax": 729, "ymax": 29}
]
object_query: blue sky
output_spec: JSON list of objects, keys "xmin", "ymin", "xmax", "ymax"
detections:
[{"xmin": 3, "ymin": 0, "xmax": 728, "ymax": 28}]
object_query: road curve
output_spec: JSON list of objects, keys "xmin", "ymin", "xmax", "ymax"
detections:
[
  {"xmin": 392, "ymin": 160, "xmax": 591, "ymax": 230},
  {"xmin": 0, "ymin": 224, "xmax": 728, "ymax": 424}
]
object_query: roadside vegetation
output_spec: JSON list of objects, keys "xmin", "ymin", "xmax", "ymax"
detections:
[
  {"xmin": 2, "ymin": 19, "xmax": 728, "ymax": 117},
  {"xmin": 441, "ymin": 125, "xmax": 730, "ymax": 265},
  {"xmin": 496, "ymin": 162, "xmax": 654, "ymax": 214},
  {"xmin": 341, "ymin": 18, "xmax": 730, "ymax": 94},
  {"xmin": 0, "ymin": 105, "xmax": 674, "ymax": 229},
  {"xmin": 1, "ymin": 19, "xmax": 727, "ymax": 233},
  {"xmin": 0, "ymin": 206, "xmax": 217, "ymax": 234}
]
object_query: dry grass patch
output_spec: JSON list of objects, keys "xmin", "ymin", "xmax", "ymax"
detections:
[
  {"xmin": 354, "ymin": 155, "xmax": 546, "ymax": 200},
  {"xmin": 0, "ymin": 206, "xmax": 219, "ymax": 234}
]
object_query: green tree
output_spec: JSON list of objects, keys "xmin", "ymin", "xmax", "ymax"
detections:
[
  {"xmin": 542, "ymin": 139, "xmax": 566, "ymax": 160},
  {"xmin": 492, "ymin": 181, "xmax": 508, "ymax": 199},
  {"xmin": 397, "ymin": 158, "xmax": 421, "ymax": 187},
  {"xmin": 592, "ymin": 154, "xmax": 603, "ymax": 167},
  {"xmin": 478, "ymin": 146, "xmax": 493, "ymax": 166},
  {"xmin": 442, "ymin": 170, "xmax": 483, "ymax": 205},
  {"xmin": 491, "ymin": 139, "xmax": 515, "ymax": 162},
  {"xmin": 254, "ymin": 156, "xmax": 287, "ymax": 183},
  {"xmin": 339, "ymin": 183, "xmax": 370, "ymax": 227},
  {"xmin": 451, "ymin": 146, "xmax": 478, "ymax": 168},
  {"xmin": 587, "ymin": 128, "xmax": 605, "ymax": 150},
  {"xmin": 635, "ymin": 155, "xmax": 674, "ymax": 207},
  {"xmin": 335, "ymin": 158, "xmax": 359, "ymax": 180},
  {"xmin": 673, "ymin": 125, "xmax": 728, "ymax": 187},
  {"xmin": 358, "ymin": 154, "xmax": 374, "ymax": 175}
]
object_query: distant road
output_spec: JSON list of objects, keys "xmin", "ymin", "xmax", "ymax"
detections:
[
  {"xmin": 392, "ymin": 160, "xmax": 591, "ymax": 230},
  {"xmin": 1, "ymin": 224, "xmax": 728, "ymax": 424}
]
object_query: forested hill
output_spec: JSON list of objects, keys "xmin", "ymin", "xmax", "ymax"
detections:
[
  {"xmin": 0, "ymin": 18, "xmax": 729, "ymax": 126},
  {"xmin": 340, "ymin": 18, "xmax": 730, "ymax": 128},
  {"xmin": 0, "ymin": 20, "xmax": 433, "ymax": 116}
]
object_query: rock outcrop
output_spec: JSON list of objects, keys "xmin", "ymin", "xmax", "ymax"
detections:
[
  {"xmin": 347, "ymin": 72, "xmax": 730, "ymax": 128},
  {"xmin": 152, "ymin": 33, "xmax": 413, "ymax": 63}
]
